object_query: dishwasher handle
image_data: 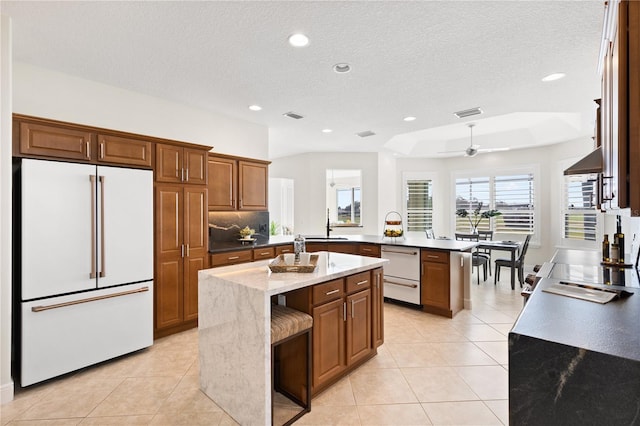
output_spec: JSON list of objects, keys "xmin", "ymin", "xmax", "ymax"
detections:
[{"xmin": 381, "ymin": 248, "xmax": 418, "ymax": 256}]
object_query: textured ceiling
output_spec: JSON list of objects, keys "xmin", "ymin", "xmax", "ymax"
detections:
[{"xmin": 1, "ymin": 1, "xmax": 604, "ymax": 159}]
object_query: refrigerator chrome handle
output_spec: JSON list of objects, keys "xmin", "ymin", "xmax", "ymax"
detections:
[
  {"xmin": 99, "ymin": 176, "xmax": 106, "ymax": 277},
  {"xmin": 31, "ymin": 287, "xmax": 149, "ymax": 312},
  {"xmin": 90, "ymin": 175, "xmax": 97, "ymax": 278}
]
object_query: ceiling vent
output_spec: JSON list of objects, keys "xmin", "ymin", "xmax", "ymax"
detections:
[
  {"xmin": 283, "ymin": 111, "xmax": 304, "ymax": 120},
  {"xmin": 356, "ymin": 130, "xmax": 376, "ymax": 138},
  {"xmin": 453, "ymin": 107, "xmax": 483, "ymax": 119}
]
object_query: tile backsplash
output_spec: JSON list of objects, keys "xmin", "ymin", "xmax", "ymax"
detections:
[{"xmin": 208, "ymin": 211, "xmax": 269, "ymax": 249}]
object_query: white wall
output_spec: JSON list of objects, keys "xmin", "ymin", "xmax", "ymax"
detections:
[
  {"xmin": 269, "ymin": 152, "xmax": 379, "ymax": 236},
  {"xmin": 271, "ymin": 137, "xmax": 594, "ymax": 267},
  {"xmin": 0, "ymin": 14, "xmax": 13, "ymax": 404},
  {"xmin": 13, "ymin": 62, "xmax": 269, "ymax": 160}
]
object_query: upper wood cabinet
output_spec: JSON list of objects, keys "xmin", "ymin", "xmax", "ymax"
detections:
[
  {"xmin": 17, "ymin": 121, "xmax": 93, "ymax": 161},
  {"xmin": 156, "ymin": 143, "xmax": 207, "ymax": 185},
  {"xmin": 97, "ymin": 134, "xmax": 151, "ymax": 167},
  {"xmin": 207, "ymin": 154, "xmax": 269, "ymax": 211}
]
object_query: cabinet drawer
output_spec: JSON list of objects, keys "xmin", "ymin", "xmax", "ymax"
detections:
[
  {"xmin": 253, "ymin": 246, "xmax": 275, "ymax": 260},
  {"xmin": 358, "ymin": 244, "xmax": 381, "ymax": 257},
  {"xmin": 275, "ymin": 244, "xmax": 294, "ymax": 255},
  {"xmin": 346, "ymin": 271, "xmax": 371, "ymax": 294},
  {"xmin": 210, "ymin": 249, "xmax": 253, "ymax": 267},
  {"xmin": 421, "ymin": 250, "xmax": 449, "ymax": 264},
  {"xmin": 313, "ymin": 279, "xmax": 344, "ymax": 305}
]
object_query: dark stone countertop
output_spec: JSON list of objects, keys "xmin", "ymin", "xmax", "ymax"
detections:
[{"xmin": 208, "ymin": 234, "xmax": 477, "ymax": 254}]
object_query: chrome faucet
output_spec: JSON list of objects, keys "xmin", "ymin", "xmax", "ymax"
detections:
[{"xmin": 326, "ymin": 208, "xmax": 332, "ymax": 238}]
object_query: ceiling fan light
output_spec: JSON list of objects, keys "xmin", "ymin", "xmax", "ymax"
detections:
[{"xmin": 465, "ymin": 146, "xmax": 478, "ymax": 157}]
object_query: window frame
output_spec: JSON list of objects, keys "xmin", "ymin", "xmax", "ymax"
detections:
[
  {"xmin": 452, "ymin": 165, "xmax": 540, "ymax": 245},
  {"xmin": 402, "ymin": 172, "xmax": 437, "ymax": 237}
]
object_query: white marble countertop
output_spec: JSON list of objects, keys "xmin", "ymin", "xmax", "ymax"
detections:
[{"xmin": 199, "ymin": 251, "xmax": 388, "ymax": 296}]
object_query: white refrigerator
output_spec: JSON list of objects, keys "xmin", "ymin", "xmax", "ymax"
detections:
[{"xmin": 18, "ymin": 158, "xmax": 154, "ymax": 386}]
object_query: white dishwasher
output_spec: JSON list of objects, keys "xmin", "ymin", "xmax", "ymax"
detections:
[{"xmin": 381, "ymin": 245, "xmax": 421, "ymax": 305}]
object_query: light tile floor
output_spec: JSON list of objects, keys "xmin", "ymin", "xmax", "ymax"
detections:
[{"xmin": 1, "ymin": 272, "xmax": 523, "ymax": 425}]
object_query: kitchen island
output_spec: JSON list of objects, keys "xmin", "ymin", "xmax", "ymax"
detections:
[
  {"xmin": 509, "ymin": 249, "xmax": 640, "ymax": 424},
  {"xmin": 198, "ymin": 251, "xmax": 386, "ymax": 425}
]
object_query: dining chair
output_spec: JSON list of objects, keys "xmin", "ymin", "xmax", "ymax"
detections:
[
  {"xmin": 455, "ymin": 233, "xmax": 489, "ymax": 285},
  {"xmin": 494, "ymin": 234, "xmax": 532, "ymax": 287},
  {"xmin": 477, "ymin": 230, "xmax": 493, "ymax": 276}
]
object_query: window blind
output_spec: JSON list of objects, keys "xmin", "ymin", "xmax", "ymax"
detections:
[
  {"xmin": 455, "ymin": 177, "xmax": 491, "ymax": 232},
  {"xmin": 563, "ymin": 175, "xmax": 597, "ymax": 241},
  {"xmin": 494, "ymin": 174, "xmax": 535, "ymax": 234},
  {"xmin": 406, "ymin": 179, "xmax": 433, "ymax": 232}
]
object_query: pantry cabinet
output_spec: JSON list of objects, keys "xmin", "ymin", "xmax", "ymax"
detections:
[
  {"xmin": 154, "ymin": 184, "xmax": 208, "ymax": 337},
  {"xmin": 207, "ymin": 154, "xmax": 270, "ymax": 211}
]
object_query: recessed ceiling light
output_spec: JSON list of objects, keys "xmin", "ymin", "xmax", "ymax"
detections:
[
  {"xmin": 403, "ymin": 116, "xmax": 416, "ymax": 122},
  {"xmin": 288, "ymin": 33, "xmax": 309, "ymax": 47},
  {"xmin": 248, "ymin": 105, "xmax": 262, "ymax": 111},
  {"xmin": 542, "ymin": 72, "xmax": 566, "ymax": 82},
  {"xmin": 333, "ymin": 63, "xmax": 351, "ymax": 74},
  {"xmin": 322, "ymin": 129, "xmax": 333, "ymax": 133}
]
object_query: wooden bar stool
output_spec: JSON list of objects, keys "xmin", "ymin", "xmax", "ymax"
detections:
[{"xmin": 271, "ymin": 304, "xmax": 313, "ymax": 426}]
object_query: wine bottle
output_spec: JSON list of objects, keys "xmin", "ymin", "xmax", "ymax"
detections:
[
  {"xmin": 615, "ymin": 215, "xmax": 625, "ymax": 263},
  {"xmin": 602, "ymin": 234, "xmax": 610, "ymax": 262}
]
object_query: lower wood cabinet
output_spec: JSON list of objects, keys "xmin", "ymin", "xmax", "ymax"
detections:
[
  {"xmin": 275, "ymin": 244, "xmax": 294, "ymax": 255},
  {"xmin": 210, "ymin": 249, "xmax": 253, "ymax": 267},
  {"xmin": 420, "ymin": 249, "xmax": 452, "ymax": 317},
  {"xmin": 285, "ymin": 268, "xmax": 382, "ymax": 395}
]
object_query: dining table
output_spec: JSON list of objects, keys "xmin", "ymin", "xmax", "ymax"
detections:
[{"xmin": 476, "ymin": 240, "xmax": 521, "ymax": 289}]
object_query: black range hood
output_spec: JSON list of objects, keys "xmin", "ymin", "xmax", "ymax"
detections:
[{"xmin": 563, "ymin": 147, "xmax": 603, "ymax": 175}]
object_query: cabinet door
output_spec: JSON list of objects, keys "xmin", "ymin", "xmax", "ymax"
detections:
[
  {"xmin": 155, "ymin": 184, "xmax": 184, "ymax": 329},
  {"xmin": 238, "ymin": 161, "xmax": 268, "ymax": 210},
  {"xmin": 97, "ymin": 134, "xmax": 152, "ymax": 167},
  {"xmin": 359, "ymin": 243, "xmax": 381, "ymax": 258},
  {"xmin": 155, "ymin": 144, "xmax": 183, "ymax": 183},
  {"xmin": 275, "ymin": 244, "xmax": 294, "ymax": 255},
  {"xmin": 312, "ymin": 298, "xmax": 346, "ymax": 388},
  {"xmin": 371, "ymin": 268, "xmax": 384, "ymax": 348},
  {"xmin": 328, "ymin": 243, "xmax": 357, "ymax": 254},
  {"xmin": 208, "ymin": 156, "xmax": 237, "ymax": 210},
  {"xmin": 421, "ymin": 261, "xmax": 450, "ymax": 309},
  {"xmin": 346, "ymin": 289, "xmax": 372, "ymax": 366},
  {"xmin": 306, "ymin": 243, "xmax": 328, "ymax": 252},
  {"xmin": 184, "ymin": 148, "xmax": 207, "ymax": 185},
  {"xmin": 183, "ymin": 187, "xmax": 208, "ymax": 321},
  {"xmin": 19, "ymin": 121, "xmax": 93, "ymax": 161}
]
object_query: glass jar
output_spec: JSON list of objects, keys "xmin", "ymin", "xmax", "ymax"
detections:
[{"xmin": 294, "ymin": 234, "xmax": 306, "ymax": 261}]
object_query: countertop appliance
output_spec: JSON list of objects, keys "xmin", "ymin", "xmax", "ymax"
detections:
[
  {"xmin": 15, "ymin": 159, "xmax": 153, "ymax": 386},
  {"xmin": 381, "ymin": 245, "xmax": 421, "ymax": 305}
]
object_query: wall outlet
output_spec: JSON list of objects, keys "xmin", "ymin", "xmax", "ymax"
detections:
[{"xmin": 277, "ymin": 294, "xmax": 286, "ymax": 306}]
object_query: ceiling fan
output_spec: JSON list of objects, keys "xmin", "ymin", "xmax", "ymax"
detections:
[{"xmin": 438, "ymin": 123, "xmax": 508, "ymax": 157}]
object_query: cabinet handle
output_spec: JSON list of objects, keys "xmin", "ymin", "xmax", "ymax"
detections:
[
  {"xmin": 89, "ymin": 175, "xmax": 96, "ymax": 279},
  {"xmin": 356, "ymin": 280, "xmax": 368, "ymax": 286},
  {"xmin": 376, "ymin": 274, "xmax": 380, "ymax": 288},
  {"xmin": 100, "ymin": 141, "xmax": 105, "ymax": 159},
  {"xmin": 351, "ymin": 300, "xmax": 355, "ymax": 318},
  {"xmin": 326, "ymin": 289, "xmax": 340, "ymax": 296},
  {"xmin": 240, "ymin": 199, "xmax": 243, "ymax": 209},
  {"xmin": 259, "ymin": 252, "xmax": 270, "ymax": 256},
  {"xmin": 86, "ymin": 141, "xmax": 90, "ymax": 159},
  {"xmin": 181, "ymin": 244, "xmax": 185, "ymax": 258},
  {"xmin": 185, "ymin": 168, "xmax": 189, "ymax": 182},
  {"xmin": 280, "ymin": 248, "xmax": 291, "ymax": 253},
  {"xmin": 186, "ymin": 244, "xmax": 190, "ymax": 257},
  {"xmin": 99, "ymin": 176, "xmax": 106, "ymax": 278},
  {"xmin": 362, "ymin": 247, "xmax": 372, "ymax": 252},
  {"xmin": 461, "ymin": 256, "xmax": 464, "ymax": 267},
  {"xmin": 343, "ymin": 302, "xmax": 346, "ymax": 321},
  {"xmin": 228, "ymin": 256, "xmax": 240, "ymax": 260},
  {"xmin": 427, "ymin": 255, "xmax": 440, "ymax": 259},
  {"xmin": 181, "ymin": 168, "xmax": 185, "ymax": 182}
]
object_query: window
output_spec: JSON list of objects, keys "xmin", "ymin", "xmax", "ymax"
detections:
[
  {"xmin": 326, "ymin": 169, "xmax": 362, "ymax": 226},
  {"xmin": 455, "ymin": 173, "xmax": 535, "ymax": 235},
  {"xmin": 563, "ymin": 174, "xmax": 597, "ymax": 241},
  {"xmin": 405, "ymin": 179, "xmax": 433, "ymax": 232}
]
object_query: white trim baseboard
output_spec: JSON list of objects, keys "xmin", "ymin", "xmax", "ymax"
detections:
[{"xmin": 1, "ymin": 380, "xmax": 14, "ymax": 404}]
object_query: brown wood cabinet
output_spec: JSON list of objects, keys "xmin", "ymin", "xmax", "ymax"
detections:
[
  {"xmin": 207, "ymin": 154, "xmax": 269, "ymax": 211},
  {"xmin": 328, "ymin": 243, "xmax": 357, "ymax": 254},
  {"xmin": 154, "ymin": 184, "xmax": 208, "ymax": 337},
  {"xmin": 156, "ymin": 143, "xmax": 207, "ymax": 185},
  {"xmin": 600, "ymin": 0, "xmax": 640, "ymax": 214},
  {"xmin": 305, "ymin": 242, "xmax": 328, "ymax": 252},
  {"xmin": 285, "ymin": 271, "xmax": 376, "ymax": 395},
  {"xmin": 252, "ymin": 246, "xmax": 275, "ymax": 261},
  {"xmin": 275, "ymin": 244, "xmax": 294, "ymax": 255},
  {"xmin": 97, "ymin": 134, "xmax": 152, "ymax": 167},
  {"xmin": 371, "ymin": 267, "xmax": 384, "ymax": 348},
  {"xmin": 14, "ymin": 115, "xmax": 154, "ymax": 168},
  {"xmin": 420, "ymin": 250, "xmax": 451, "ymax": 316},
  {"xmin": 210, "ymin": 249, "xmax": 253, "ymax": 267},
  {"xmin": 359, "ymin": 243, "xmax": 381, "ymax": 258}
]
